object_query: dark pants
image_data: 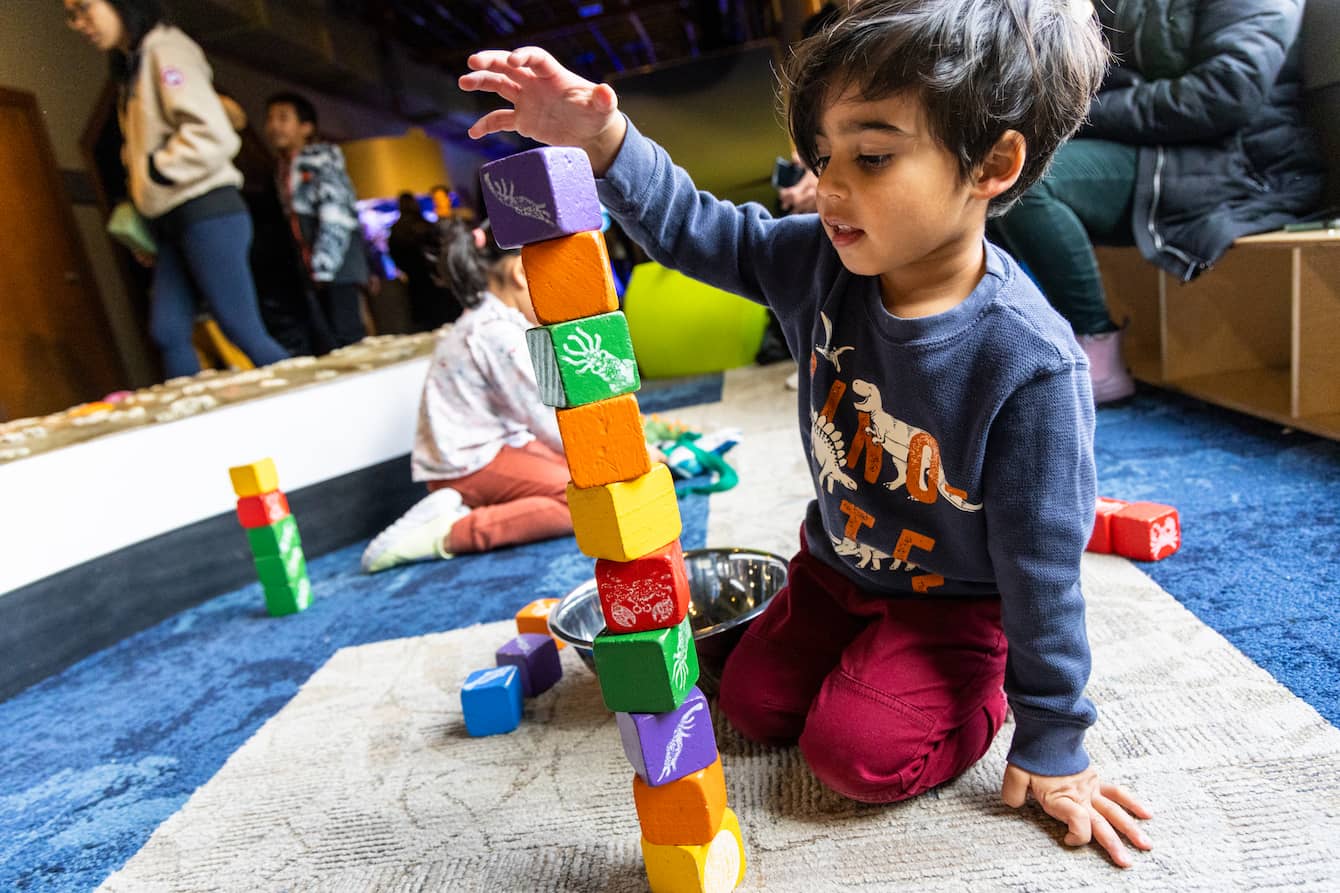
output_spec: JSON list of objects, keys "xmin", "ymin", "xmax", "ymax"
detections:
[
  {"xmin": 990, "ymin": 139, "xmax": 1138, "ymax": 336},
  {"xmin": 719, "ymin": 529, "xmax": 1008, "ymax": 803},
  {"xmin": 151, "ymin": 211, "xmax": 289, "ymax": 377},
  {"xmin": 315, "ymin": 281, "xmax": 367, "ymax": 349}
]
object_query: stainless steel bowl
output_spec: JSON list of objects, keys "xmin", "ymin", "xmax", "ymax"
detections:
[{"xmin": 548, "ymin": 548, "xmax": 788, "ymax": 696}]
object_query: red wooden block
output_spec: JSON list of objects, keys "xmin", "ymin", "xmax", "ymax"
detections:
[
  {"xmin": 596, "ymin": 540, "xmax": 691, "ymax": 634},
  {"xmin": 1087, "ymin": 497, "xmax": 1129, "ymax": 554},
  {"xmin": 237, "ymin": 490, "xmax": 291, "ymax": 529},
  {"xmin": 1111, "ymin": 502, "xmax": 1180, "ymax": 561}
]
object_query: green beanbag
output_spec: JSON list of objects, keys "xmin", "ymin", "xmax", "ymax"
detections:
[{"xmin": 623, "ymin": 262, "xmax": 770, "ymax": 378}]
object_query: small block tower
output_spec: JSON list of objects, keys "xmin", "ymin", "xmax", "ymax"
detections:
[{"xmin": 228, "ymin": 458, "xmax": 312, "ymax": 616}]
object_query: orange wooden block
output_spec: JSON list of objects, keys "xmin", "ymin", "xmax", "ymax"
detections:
[
  {"xmin": 521, "ymin": 230, "xmax": 619, "ymax": 324},
  {"xmin": 515, "ymin": 597, "xmax": 565, "ymax": 649},
  {"xmin": 556, "ymin": 395, "xmax": 651, "ymax": 489},
  {"xmin": 1086, "ymin": 496, "xmax": 1129, "ymax": 554},
  {"xmin": 634, "ymin": 757, "xmax": 727, "ymax": 846}
]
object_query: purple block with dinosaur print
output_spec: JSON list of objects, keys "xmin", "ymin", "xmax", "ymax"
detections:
[
  {"xmin": 615, "ymin": 686, "xmax": 717, "ymax": 787},
  {"xmin": 479, "ymin": 147, "xmax": 603, "ymax": 249},
  {"xmin": 495, "ymin": 632, "xmax": 562, "ymax": 696}
]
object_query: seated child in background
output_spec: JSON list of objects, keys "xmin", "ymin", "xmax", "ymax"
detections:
[
  {"xmin": 361, "ymin": 220, "xmax": 573, "ymax": 572},
  {"xmin": 459, "ymin": 0, "xmax": 1153, "ymax": 868}
]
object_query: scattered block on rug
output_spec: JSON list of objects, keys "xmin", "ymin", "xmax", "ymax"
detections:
[
  {"xmin": 227, "ymin": 457, "xmax": 278, "ymax": 498},
  {"xmin": 527, "ymin": 312, "xmax": 641, "ymax": 409},
  {"xmin": 522, "ymin": 230, "xmax": 620, "ymax": 325},
  {"xmin": 641, "ymin": 807, "xmax": 745, "ymax": 893},
  {"xmin": 1112, "ymin": 501, "xmax": 1181, "ymax": 561},
  {"xmin": 479, "ymin": 146, "xmax": 602, "ymax": 249},
  {"xmin": 568, "ymin": 463, "xmax": 681, "ymax": 562},
  {"xmin": 557, "ymin": 394, "xmax": 651, "ymax": 489},
  {"xmin": 617, "ymin": 686, "xmax": 716, "ymax": 786},
  {"xmin": 633, "ymin": 756, "xmax": 727, "ymax": 846},
  {"xmin": 593, "ymin": 616, "xmax": 699, "ymax": 713},
  {"xmin": 515, "ymin": 598, "xmax": 565, "ymax": 649},
  {"xmin": 460, "ymin": 666, "xmax": 524, "ymax": 737},
  {"xmin": 1086, "ymin": 496, "xmax": 1128, "ymax": 554},
  {"xmin": 495, "ymin": 633, "xmax": 563, "ymax": 697},
  {"xmin": 596, "ymin": 540, "xmax": 692, "ymax": 634}
]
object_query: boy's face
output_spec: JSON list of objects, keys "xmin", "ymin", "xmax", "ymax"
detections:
[
  {"xmin": 812, "ymin": 88, "xmax": 989, "ymax": 305},
  {"xmin": 264, "ymin": 103, "xmax": 313, "ymax": 154}
]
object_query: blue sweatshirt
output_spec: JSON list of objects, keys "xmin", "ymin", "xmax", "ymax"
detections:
[{"xmin": 598, "ymin": 121, "xmax": 1099, "ymax": 776}]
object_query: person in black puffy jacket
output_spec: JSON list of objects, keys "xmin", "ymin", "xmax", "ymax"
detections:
[{"xmin": 990, "ymin": 0, "xmax": 1325, "ymax": 404}]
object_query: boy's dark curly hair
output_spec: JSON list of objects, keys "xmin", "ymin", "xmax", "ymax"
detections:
[{"xmin": 785, "ymin": 0, "xmax": 1108, "ymax": 216}]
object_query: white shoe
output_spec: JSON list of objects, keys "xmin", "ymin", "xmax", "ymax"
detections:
[
  {"xmin": 784, "ymin": 369, "xmax": 800, "ymax": 390},
  {"xmin": 361, "ymin": 488, "xmax": 470, "ymax": 573}
]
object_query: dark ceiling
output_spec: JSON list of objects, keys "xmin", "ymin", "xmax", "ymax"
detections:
[{"xmin": 344, "ymin": 0, "xmax": 781, "ymax": 83}]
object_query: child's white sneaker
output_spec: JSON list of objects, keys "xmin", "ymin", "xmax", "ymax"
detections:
[{"xmin": 361, "ymin": 488, "xmax": 470, "ymax": 573}]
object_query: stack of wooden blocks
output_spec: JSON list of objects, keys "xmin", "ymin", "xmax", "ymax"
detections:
[
  {"xmin": 227, "ymin": 458, "xmax": 312, "ymax": 616},
  {"xmin": 480, "ymin": 147, "xmax": 747, "ymax": 893}
]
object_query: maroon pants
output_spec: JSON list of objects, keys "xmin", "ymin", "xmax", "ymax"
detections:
[
  {"xmin": 426, "ymin": 441, "xmax": 573, "ymax": 553},
  {"xmin": 718, "ymin": 529, "xmax": 1008, "ymax": 803}
]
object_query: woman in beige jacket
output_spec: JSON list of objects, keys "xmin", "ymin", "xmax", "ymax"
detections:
[{"xmin": 66, "ymin": 0, "xmax": 289, "ymax": 377}]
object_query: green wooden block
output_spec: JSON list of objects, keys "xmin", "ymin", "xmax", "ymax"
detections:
[
  {"xmin": 246, "ymin": 514, "xmax": 301, "ymax": 558},
  {"xmin": 256, "ymin": 544, "xmax": 310, "ymax": 616},
  {"xmin": 264, "ymin": 574, "xmax": 312, "ymax": 617},
  {"xmin": 592, "ymin": 616, "xmax": 698, "ymax": 713},
  {"xmin": 255, "ymin": 542, "xmax": 307, "ymax": 591},
  {"xmin": 526, "ymin": 311, "xmax": 640, "ymax": 408}
]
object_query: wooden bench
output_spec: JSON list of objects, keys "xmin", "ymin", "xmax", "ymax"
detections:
[
  {"xmin": 1094, "ymin": 0, "xmax": 1340, "ymax": 440},
  {"xmin": 1097, "ymin": 230, "xmax": 1340, "ymax": 439}
]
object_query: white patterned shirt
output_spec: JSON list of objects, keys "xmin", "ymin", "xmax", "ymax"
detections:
[{"xmin": 411, "ymin": 292, "xmax": 563, "ymax": 481}]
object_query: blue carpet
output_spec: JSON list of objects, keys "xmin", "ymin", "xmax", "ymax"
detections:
[
  {"xmin": 3, "ymin": 375, "xmax": 1338, "ymax": 891},
  {"xmin": 1091, "ymin": 386, "xmax": 1340, "ymax": 727}
]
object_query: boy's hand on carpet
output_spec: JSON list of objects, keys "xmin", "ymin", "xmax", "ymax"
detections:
[{"xmin": 1002, "ymin": 763, "xmax": 1153, "ymax": 868}]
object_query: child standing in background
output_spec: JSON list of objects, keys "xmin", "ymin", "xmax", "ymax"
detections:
[
  {"xmin": 361, "ymin": 221, "xmax": 573, "ymax": 572},
  {"xmin": 459, "ymin": 0, "xmax": 1153, "ymax": 868}
]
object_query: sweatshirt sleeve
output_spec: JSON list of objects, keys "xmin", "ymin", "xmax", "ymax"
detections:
[
  {"xmin": 471, "ymin": 319, "xmax": 564, "ymax": 455},
  {"xmin": 596, "ymin": 118, "xmax": 829, "ymax": 316},
  {"xmin": 143, "ymin": 37, "xmax": 240, "ymax": 188},
  {"xmin": 982, "ymin": 367, "xmax": 1098, "ymax": 777},
  {"xmin": 308, "ymin": 147, "xmax": 360, "ymax": 283},
  {"xmin": 1084, "ymin": 0, "xmax": 1301, "ymax": 144}
]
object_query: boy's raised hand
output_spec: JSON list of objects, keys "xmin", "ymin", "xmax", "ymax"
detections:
[
  {"xmin": 459, "ymin": 48, "xmax": 628, "ymax": 176},
  {"xmin": 1002, "ymin": 764, "xmax": 1153, "ymax": 868}
]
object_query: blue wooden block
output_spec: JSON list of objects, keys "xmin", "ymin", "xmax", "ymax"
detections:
[
  {"xmin": 495, "ymin": 633, "xmax": 563, "ymax": 697},
  {"xmin": 461, "ymin": 665, "xmax": 523, "ymax": 736}
]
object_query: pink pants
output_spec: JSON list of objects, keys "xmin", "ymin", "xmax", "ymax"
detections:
[
  {"xmin": 718, "ymin": 529, "xmax": 1009, "ymax": 803},
  {"xmin": 426, "ymin": 441, "xmax": 573, "ymax": 553}
]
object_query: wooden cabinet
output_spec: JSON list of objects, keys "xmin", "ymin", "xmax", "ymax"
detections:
[{"xmin": 1098, "ymin": 230, "xmax": 1340, "ymax": 440}]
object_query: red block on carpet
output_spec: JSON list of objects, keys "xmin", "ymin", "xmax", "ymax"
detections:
[
  {"xmin": 1111, "ymin": 502, "xmax": 1181, "ymax": 561},
  {"xmin": 1087, "ymin": 497, "xmax": 1129, "ymax": 554}
]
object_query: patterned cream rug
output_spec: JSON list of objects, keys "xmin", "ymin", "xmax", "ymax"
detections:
[{"xmin": 101, "ymin": 366, "xmax": 1340, "ymax": 892}]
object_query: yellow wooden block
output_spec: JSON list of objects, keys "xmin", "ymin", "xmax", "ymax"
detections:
[
  {"xmin": 567, "ymin": 463, "xmax": 680, "ymax": 561},
  {"xmin": 228, "ymin": 458, "xmax": 279, "ymax": 498},
  {"xmin": 642, "ymin": 808, "xmax": 746, "ymax": 893},
  {"xmin": 515, "ymin": 597, "xmax": 565, "ymax": 649}
]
